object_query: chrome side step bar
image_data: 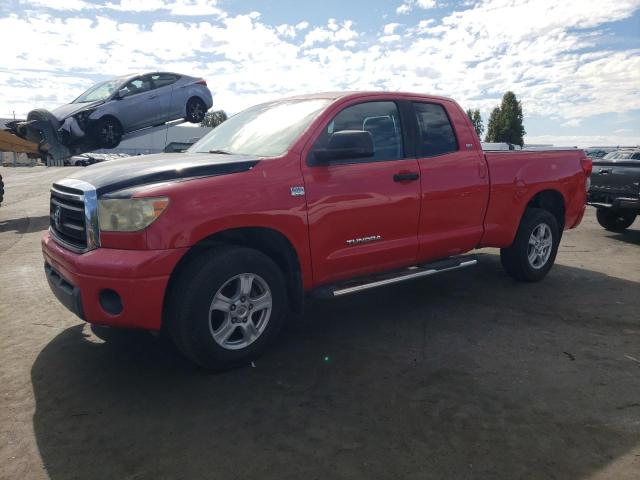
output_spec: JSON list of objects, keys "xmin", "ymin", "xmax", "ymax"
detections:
[{"xmin": 312, "ymin": 256, "xmax": 478, "ymax": 299}]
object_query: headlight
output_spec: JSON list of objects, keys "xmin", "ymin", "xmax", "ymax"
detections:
[
  {"xmin": 98, "ymin": 197, "xmax": 169, "ymax": 232},
  {"xmin": 74, "ymin": 109, "xmax": 96, "ymax": 127}
]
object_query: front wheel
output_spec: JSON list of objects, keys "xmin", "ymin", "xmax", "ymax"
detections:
[
  {"xmin": 166, "ymin": 246, "xmax": 288, "ymax": 370},
  {"xmin": 92, "ymin": 117, "xmax": 123, "ymax": 149},
  {"xmin": 500, "ymin": 208, "xmax": 560, "ymax": 282},
  {"xmin": 596, "ymin": 208, "xmax": 636, "ymax": 233}
]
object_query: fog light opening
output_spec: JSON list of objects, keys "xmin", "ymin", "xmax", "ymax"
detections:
[{"xmin": 99, "ymin": 289, "xmax": 123, "ymax": 316}]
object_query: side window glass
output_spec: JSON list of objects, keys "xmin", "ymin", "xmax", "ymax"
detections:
[
  {"xmin": 413, "ymin": 102, "xmax": 458, "ymax": 157},
  {"xmin": 313, "ymin": 101, "xmax": 403, "ymax": 163},
  {"xmin": 151, "ymin": 73, "xmax": 179, "ymax": 88},
  {"xmin": 122, "ymin": 77, "xmax": 152, "ymax": 96}
]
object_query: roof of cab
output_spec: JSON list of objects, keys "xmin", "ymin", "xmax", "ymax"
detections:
[{"xmin": 278, "ymin": 91, "xmax": 455, "ymax": 103}]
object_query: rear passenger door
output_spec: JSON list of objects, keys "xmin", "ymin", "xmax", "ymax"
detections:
[
  {"xmin": 412, "ymin": 101, "xmax": 490, "ymax": 262},
  {"xmin": 149, "ymin": 73, "xmax": 181, "ymax": 120},
  {"xmin": 302, "ymin": 100, "xmax": 421, "ymax": 285}
]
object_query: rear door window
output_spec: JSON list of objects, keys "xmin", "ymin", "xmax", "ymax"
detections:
[
  {"xmin": 312, "ymin": 101, "xmax": 404, "ymax": 163},
  {"xmin": 413, "ymin": 102, "xmax": 458, "ymax": 157},
  {"xmin": 150, "ymin": 73, "xmax": 180, "ymax": 89}
]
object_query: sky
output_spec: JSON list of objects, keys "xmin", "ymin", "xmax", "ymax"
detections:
[{"xmin": 0, "ymin": 0, "xmax": 638, "ymax": 147}]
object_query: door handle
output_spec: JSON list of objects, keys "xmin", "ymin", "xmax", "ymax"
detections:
[
  {"xmin": 148, "ymin": 94, "xmax": 158, "ymax": 99},
  {"xmin": 393, "ymin": 172, "xmax": 420, "ymax": 182},
  {"xmin": 599, "ymin": 168, "xmax": 612, "ymax": 174}
]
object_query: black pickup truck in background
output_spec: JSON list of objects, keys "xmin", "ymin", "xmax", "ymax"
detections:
[{"xmin": 588, "ymin": 149, "xmax": 640, "ymax": 232}]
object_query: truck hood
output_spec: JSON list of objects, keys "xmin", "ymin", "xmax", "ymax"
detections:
[
  {"xmin": 66, "ymin": 152, "xmax": 260, "ymax": 195},
  {"xmin": 50, "ymin": 101, "xmax": 105, "ymax": 121}
]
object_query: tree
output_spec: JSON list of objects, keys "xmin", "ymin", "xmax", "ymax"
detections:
[
  {"xmin": 465, "ymin": 108, "xmax": 484, "ymax": 138},
  {"xmin": 484, "ymin": 91, "xmax": 526, "ymax": 146},
  {"xmin": 485, "ymin": 107, "xmax": 502, "ymax": 143},
  {"xmin": 201, "ymin": 110, "xmax": 228, "ymax": 128}
]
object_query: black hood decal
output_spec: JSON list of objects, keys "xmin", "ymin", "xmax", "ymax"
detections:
[{"xmin": 67, "ymin": 152, "xmax": 260, "ymax": 195}]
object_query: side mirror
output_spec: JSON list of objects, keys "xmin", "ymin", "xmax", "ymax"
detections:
[
  {"xmin": 116, "ymin": 88, "xmax": 129, "ymax": 99},
  {"xmin": 314, "ymin": 130, "xmax": 374, "ymax": 163}
]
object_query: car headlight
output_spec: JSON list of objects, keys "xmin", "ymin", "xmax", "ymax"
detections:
[
  {"xmin": 74, "ymin": 108, "xmax": 96, "ymax": 127},
  {"xmin": 98, "ymin": 197, "xmax": 169, "ymax": 232}
]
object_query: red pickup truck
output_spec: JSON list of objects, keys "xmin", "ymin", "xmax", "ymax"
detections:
[{"xmin": 43, "ymin": 92, "xmax": 591, "ymax": 369}]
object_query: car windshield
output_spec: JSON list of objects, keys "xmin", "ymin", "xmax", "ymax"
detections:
[
  {"xmin": 190, "ymin": 98, "xmax": 331, "ymax": 157},
  {"xmin": 603, "ymin": 151, "xmax": 636, "ymax": 160},
  {"xmin": 73, "ymin": 78, "xmax": 125, "ymax": 103}
]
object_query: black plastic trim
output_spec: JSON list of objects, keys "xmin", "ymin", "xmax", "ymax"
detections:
[{"xmin": 44, "ymin": 263, "xmax": 85, "ymax": 320}]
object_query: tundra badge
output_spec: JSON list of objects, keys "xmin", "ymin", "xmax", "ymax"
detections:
[{"xmin": 346, "ymin": 235, "xmax": 382, "ymax": 246}]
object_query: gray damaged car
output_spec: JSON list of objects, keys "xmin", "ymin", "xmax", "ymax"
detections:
[{"xmin": 28, "ymin": 72, "xmax": 213, "ymax": 150}]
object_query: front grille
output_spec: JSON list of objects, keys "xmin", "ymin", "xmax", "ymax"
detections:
[{"xmin": 50, "ymin": 183, "xmax": 88, "ymax": 251}]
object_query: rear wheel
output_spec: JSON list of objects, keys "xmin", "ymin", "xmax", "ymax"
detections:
[
  {"xmin": 0, "ymin": 174, "xmax": 4, "ymax": 206},
  {"xmin": 596, "ymin": 208, "xmax": 636, "ymax": 232},
  {"xmin": 92, "ymin": 117, "xmax": 123, "ymax": 149},
  {"xmin": 185, "ymin": 97, "xmax": 206, "ymax": 123},
  {"xmin": 166, "ymin": 246, "xmax": 288, "ymax": 370},
  {"xmin": 500, "ymin": 208, "xmax": 560, "ymax": 282}
]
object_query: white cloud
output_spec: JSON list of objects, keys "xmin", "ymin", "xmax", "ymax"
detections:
[
  {"xmin": 302, "ymin": 19, "xmax": 358, "ymax": 48},
  {"xmin": 397, "ymin": 0, "xmax": 437, "ymax": 14},
  {"xmin": 23, "ymin": 0, "xmax": 92, "ymax": 10},
  {"xmin": 0, "ymin": 0, "xmax": 639, "ymax": 148},
  {"xmin": 383, "ymin": 22, "xmax": 401, "ymax": 35}
]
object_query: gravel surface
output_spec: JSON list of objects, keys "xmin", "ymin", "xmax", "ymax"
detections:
[{"xmin": 1, "ymin": 165, "xmax": 639, "ymax": 480}]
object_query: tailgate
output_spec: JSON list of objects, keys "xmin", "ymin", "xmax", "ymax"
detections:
[{"xmin": 589, "ymin": 161, "xmax": 640, "ymax": 201}]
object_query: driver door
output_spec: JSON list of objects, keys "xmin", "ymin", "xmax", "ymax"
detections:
[
  {"xmin": 117, "ymin": 75, "xmax": 162, "ymax": 131},
  {"xmin": 301, "ymin": 100, "xmax": 421, "ymax": 286}
]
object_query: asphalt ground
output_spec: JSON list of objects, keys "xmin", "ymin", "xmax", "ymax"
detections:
[{"xmin": 1, "ymin": 165, "xmax": 639, "ymax": 480}]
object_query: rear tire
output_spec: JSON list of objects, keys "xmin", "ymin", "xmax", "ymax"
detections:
[
  {"xmin": 500, "ymin": 208, "xmax": 560, "ymax": 282},
  {"xmin": 165, "ymin": 246, "xmax": 288, "ymax": 370},
  {"xmin": 0, "ymin": 174, "xmax": 4, "ymax": 206},
  {"xmin": 596, "ymin": 208, "xmax": 636, "ymax": 232},
  {"xmin": 185, "ymin": 97, "xmax": 207, "ymax": 123}
]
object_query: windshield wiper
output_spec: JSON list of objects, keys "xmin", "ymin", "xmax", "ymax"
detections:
[{"xmin": 208, "ymin": 149, "xmax": 232, "ymax": 155}]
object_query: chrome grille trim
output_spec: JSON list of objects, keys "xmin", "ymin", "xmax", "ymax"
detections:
[{"xmin": 50, "ymin": 178, "xmax": 100, "ymax": 253}]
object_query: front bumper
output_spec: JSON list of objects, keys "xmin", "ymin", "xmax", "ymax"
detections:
[{"xmin": 42, "ymin": 232, "xmax": 187, "ymax": 330}]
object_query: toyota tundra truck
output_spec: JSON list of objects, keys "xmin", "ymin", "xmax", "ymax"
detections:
[{"xmin": 42, "ymin": 92, "xmax": 592, "ymax": 369}]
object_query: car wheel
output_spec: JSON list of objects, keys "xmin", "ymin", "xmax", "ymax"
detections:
[
  {"xmin": 166, "ymin": 246, "xmax": 288, "ymax": 370},
  {"xmin": 0, "ymin": 174, "xmax": 4, "ymax": 206},
  {"xmin": 500, "ymin": 208, "xmax": 560, "ymax": 282},
  {"xmin": 93, "ymin": 117, "xmax": 123, "ymax": 149},
  {"xmin": 596, "ymin": 208, "xmax": 636, "ymax": 233},
  {"xmin": 185, "ymin": 97, "xmax": 207, "ymax": 123}
]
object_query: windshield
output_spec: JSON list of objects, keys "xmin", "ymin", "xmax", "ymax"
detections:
[
  {"xmin": 603, "ymin": 151, "xmax": 636, "ymax": 160},
  {"xmin": 73, "ymin": 78, "xmax": 125, "ymax": 103},
  {"xmin": 190, "ymin": 99, "xmax": 331, "ymax": 157}
]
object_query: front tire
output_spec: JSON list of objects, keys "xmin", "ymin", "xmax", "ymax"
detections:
[
  {"xmin": 92, "ymin": 117, "xmax": 123, "ymax": 149},
  {"xmin": 596, "ymin": 208, "xmax": 636, "ymax": 232},
  {"xmin": 166, "ymin": 246, "xmax": 288, "ymax": 370},
  {"xmin": 185, "ymin": 97, "xmax": 206, "ymax": 123},
  {"xmin": 500, "ymin": 208, "xmax": 560, "ymax": 282}
]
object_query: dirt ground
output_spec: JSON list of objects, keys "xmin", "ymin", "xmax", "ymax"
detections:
[{"xmin": 0, "ymin": 165, "xmax": 639, "ymax": 480}]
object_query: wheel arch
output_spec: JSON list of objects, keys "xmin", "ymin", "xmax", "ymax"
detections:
[
  {"xmin": 163, "ymin": 226, "xmax": 305, "ymax": 327},
  {"xmin": 525, "ymin": 189, "xmax": 566, "ymax": 232}
]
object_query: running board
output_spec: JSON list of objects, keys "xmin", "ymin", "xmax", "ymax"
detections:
[{"xmin": 312, "ymin": 256, "xmax": 478, "ymax": 299}]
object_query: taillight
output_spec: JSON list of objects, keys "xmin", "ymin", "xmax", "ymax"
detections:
[{"xmin": 196, "ymin": 79, "xmax": 207, "ymax": 86}]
